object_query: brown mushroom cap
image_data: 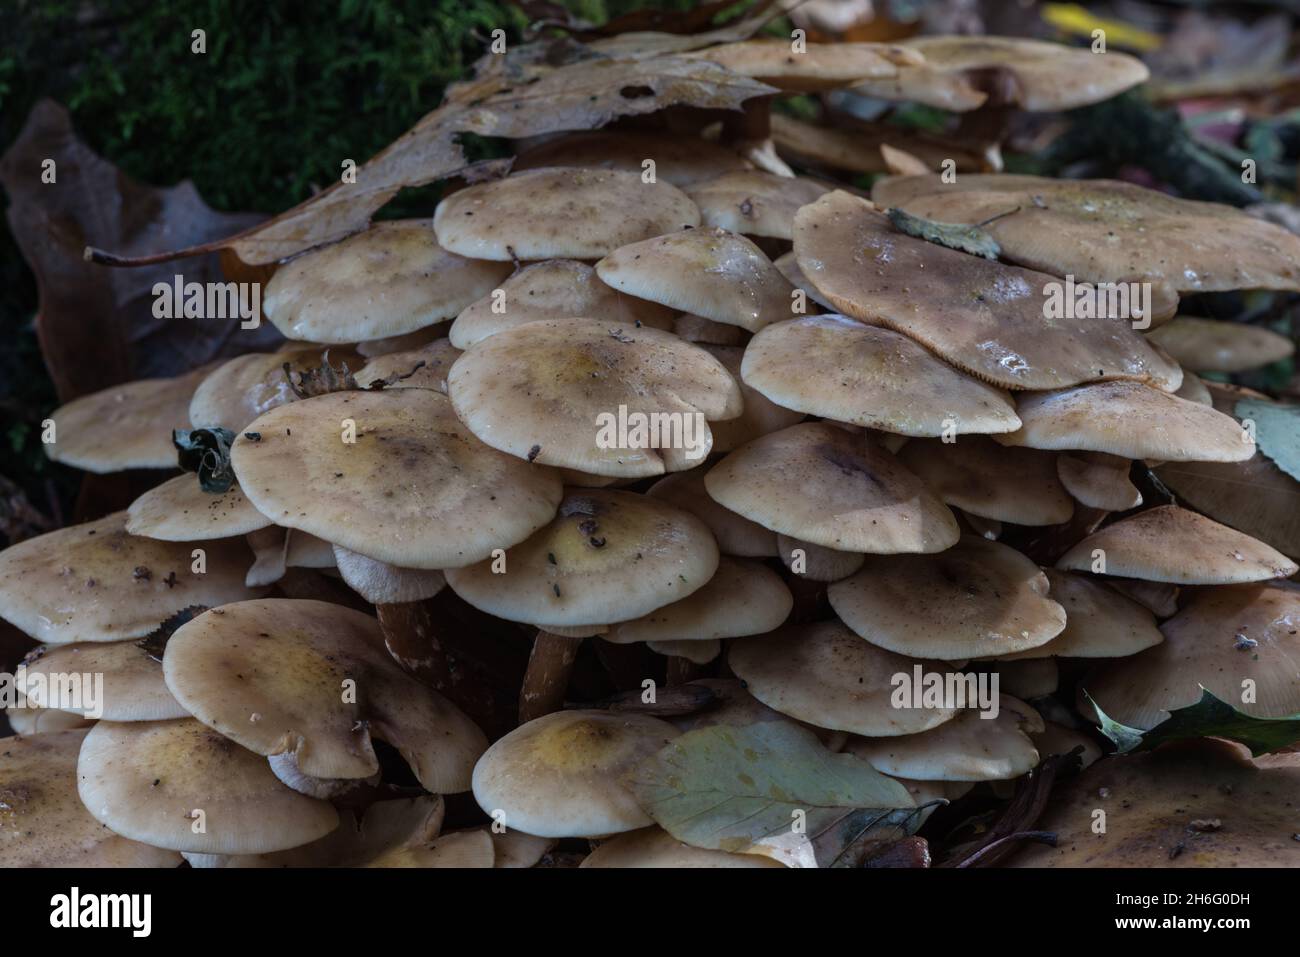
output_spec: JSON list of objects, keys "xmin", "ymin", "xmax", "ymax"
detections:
[
  {"xmin": 998, "ymin": 568, "xmax": 1163, "ymax": 660},
  {"xmin": 581, "ymin": 826, "xmax": 784, "ymax": 867},
  {"xmin": 1056, "ymin": 451, "xmax": 1142, "ymax": 511},
  {"xmin": 793, "ymin": 192, "xmax": 1182, "ymax": 391},
  {"xmin": 743, "ymin": 316, "xmax": 1020, "ymax": 437},
  {"xmin": 0, "ymin": 511, "xmax": 262, "ymax": 644},
  {"xmin": 645, "ymin": 470, "xmax": 777, "ymax": 558},
  {"xmin": 189, "ymin": 347, "xmax": 360, "ymax": 430},
  {"xmin": 700, "ymin": 343, "xmax": 804, "ymax": 452},
  {"xmin": 685, "ymin": 171, "xmax": 831, "ymax": 240},
  {"xmin": 0, "ymin": 729, "xmax": 182, "ymax": 867},
  {"xmin": 162, "ymin": 599, "xmax": 487, "ymax": 791},
  {"xmin": 728, "ymin": 620, "xmax": 957, "ymax": 736},
  {"xmin": 434, "ymin": 168, "xmax": 700, "ymax": 261},
  {"xmin": 773, "ymin": 250, "xmax": 835, "ymax": 311},
  {"xmin": 897, "ymin": 436, "xmax": 1073, "ymax": 525},
  {"xmin": 1148, "ymin": 316, "xmax": 1295, "ymax": 373},
  {"xmin": 684, "ymin": 39, "xmax": 919, "ymax": 91},
  {"xmin": 596, "ymin": 227, "xmax": 795, "ymax": 333},
  {"xmin": 126, "ymin": 475, "xmax": 272, "ymax": 541},
  {"xmin": 828, "ymin": 536, "xmax": 1066, "ymax": 659},
  {"xmin": 353, "ymin": 338, "xmax": 463, "ymax": 394},
  {"xmin": 447, "ymin": 318, "xmax": 742, "ymax": 477},
  {"xmin": 471, "ymin": 710, "xmax": 680, "ymax": 838},
  {"xmin": 19, "ymin": 640, "xmax": 186, "ymax": 721},
  {"xmin": 262, "ymin": 221, "xmax": 509, "ymax": 343},
  {"xmin": 1057, "ymin": 505, "xmax": 1297, "ymax": 584},
  {"xmin": 331, "ymin": 545, "xmax": 446, "ymax": 605},
  {"xmin": 77, "ymin": 718, "xmax": 340, "ymax": 854},
  {"xmin": 444, "ymin": 488, "xmax": 719, "ymax": 628},
  {"xmin": 231, "ymin": 389, "xmax": 562, "ymax": 569},
  {"xmin": 513, "ymin": 130, "xmax": 752, "ymax": 186}
]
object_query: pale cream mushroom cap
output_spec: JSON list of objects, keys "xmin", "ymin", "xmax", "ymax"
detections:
[
  {"xmin": 126, "ymin": 475, "xmax": 272, "ymax": 541},
  {"xmin": 490, "ymin": 828, "xmax": 557, "ymax": 868},
  {"xmin": 675, "ymin": 313, "xmax": 748, "ymax": 346},
  {"xmin": 331, "ymin": 545, "xmax": 446, "ymax": 605},
  {"xmin": 828, "ymin": 536, "xmax": 1066, "ymax": 659},
  {"xmin": 0, "ymin": 729, "xmax": 181, "ymax": 867},
  {"xmin": 704, "ymin": 422, "xmax": 960, "ymax": 553},
  {"xmin": 646, "ymin": 470, "xmax": 778, "ymax": 557},
  {"xmin": 776, "ymin": 535, "xmax": 864, "ymax": 582},
  {"xmin": 0, "ymin": 511, "xmax": 262, "ymax": 644},
  {"xmin": 444, "ymin": 488, "xmax": 719, "ymax": 628},
  {"xmin": 513, "ymin": 130, "xmax": 752, "ymax": 186},
  {"xmin": 793, "ymin": 192, "xmax": 1181, "ymax": 391},
  {"xmin": 356, "ymin": 326, "xmax": 444, "ymax": 357},
  {"xmin": 188, "ymin": 347, "xmax": 360, "ymax": 430},
  {"xmin": 685, "ymin": 171, "xmax": 831, "ymax": 240},
  {"xmin": 685, "ymin": 39, "xmax": 919, "ymax": 91},
  {"xmin": 1173, "ymin": 370, "xmax": 1213, "ymax": 405},
  {"xmin": 646, "ymin": 638, "xmax": 721, "ymax": 664},
  {"xmin": 581, "ymin": 826, "xmax": 784, "ymax": 868},
  {"xmin": 18, "ymin": 640, "xmax": 186, "ymax": 721},
  {"xmin": 434, "ymin": 168, "xmax": 700, "ymax": 261},
  {"xmin": 354, "ymin": 338, "xmax": 463, "ymax": 394},
  {"xmin": 1000, "ymin": 568, "xmax": 1163, "ymax": 660},
  {"xmin": 369, "ymin": 828, "xmax": 497, "ymax": 868},
  {"xmin": 471, "ymin": 710, "xmax": 680, "ymax": 838},
  {"xmin": 4, "ymin": 701, "xmax": 93, "ymax": 734},
  {"xmin": 596, "ymin": 227, "xmax": 795, "ymax": 333},
  {"xmin": 262, "ymin": 220, "xmax": 509, "ymax": 343},
  {"xmin": 1148, "ymin": 316, "xmax": 1295, "ymax": 373},
  {"xmin": 447, "ymin": 317, "xmax": 742, "ymax": 477},
  {"xmin": 700, "ymin": 343, "xmax": 804, "ymax": 452},
  {"xmin": 1107, "ymin": 577, "xmax": 1180, "ymax": 618},
  {"xmin": 743, "ymin": 315, "xmax": 1020, "ymax": 437},
  {"xmin": 1057, "ymin": 505, "xmax": 1297, "ymax": 585},
  {"xmin": 232, "ymin": 389, "xmax": 562, "ymax": 568},
  {"xmin": 162, "ymin": 599, "xmax": 487, "ymax": 791},
  {"xmin": 1056, "ymin": 451, "xmax": 1142, "ymax": 511}
]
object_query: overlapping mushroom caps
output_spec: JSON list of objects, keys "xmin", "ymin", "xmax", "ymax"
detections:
[
  {"xmin": 188, "ymin": 346, "xmax": 361, "ymax": 431},
  {"xmin": 513, "ymin": 130, "xmax": 752, "ymax": 186},
  {"xmin": 18, "ymin": 639, "xmax": 186, "ymax": 721}
]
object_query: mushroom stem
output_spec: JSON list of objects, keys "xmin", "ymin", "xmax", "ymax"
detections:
[
  {"xmin": 518, "ymin": 631, "xmax": 583, "ymax": 723},
  {"xmin": 665, "ymin": 655, "xmax": 706, "ymax": 686},
  {"xmin": 375, "ymin": 600, "xmax": 456, "ymax": 693},
  {"xmin": 721, "ymin": 95, "xmax": 794, "ymax": 177}
]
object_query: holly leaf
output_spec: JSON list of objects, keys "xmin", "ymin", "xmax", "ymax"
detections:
[
  {"xmin": 1236, "ymin": 397, "xmax": 1300, "ymax": 483},
  {"xmin": 1088, "ymin": 687, "xmax": 1300, "ymax": 757},
  {"xmin": 173, "ymin": 428, "xmax": 236, "ymax": 493},
  {"xmin": 886, "ymin": 206, "xmax": 1003, "ymax": 260}
]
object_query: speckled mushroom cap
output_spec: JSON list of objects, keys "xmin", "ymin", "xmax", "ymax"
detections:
[
  {"xmin": 684, "ymin": 39, "xmax": 920, "ymax": 91},
  {"xmin": 897, "ymin": 436, "xmax": 1073, "ymax": 525},
  {"xmin": 996, "ymin": 380, "xmax": 1254, "ymax": 462},
  {"xmin": 1057, "ymin": 505, "xmax": 1297, "ymax": 585},
  {"xmin": 581, "ymin": 826, "xmax": 784, "ymax": 868},
  {"xmin": 1056, "ymin": 451, "xmax": 1142, "ymax": 511},
  {"xmin": 603, "ymin": 557, "xmax": 791, "ymax": 645},
  {"xmin": 77, "ymin": 718, "xmax": 340, "ymax": 854},
  {"xmin": 848, "ymin": 695, "xmax": 1043, "ymax": 782},
  {"xmin": 471, "ymin": 710, "xmax": 680, "ymax": 838},
  {"xmin": 0, "ymin": 511, "xmax": 262, "ymax": 644},
  {"xmin": 45, "ymin": 364, "xmax": 214, "ymax": 472},
  {"xmin": 998, "ymin": 569, "xmax": 1163, "ymax": 660},
  {"xmin": 596, "ymin": 228, "xmax": 795, "ymax": 333},
  {"xmin": 699, "ymin": 343, "xmax": 804, "ymax": 452},
  {"xmin": 685, "ymin": 171, "xmax": 831, "ymax": 240},
  {"xmin": 792, "ymin": 192, "xmax": 1182, "ymax": 391},
  {"xmin": 1147, "ymin": 316, "xmax": 1295, "ymax": 373},
  {"xmin": 513, "ymin": 130, "xmax": 752, "ymax": 186},
  {"xmin": 447, "ymin": 318, "xmax": 742, "ymax": 477},
  {"xmin": 353, "ymin": 338, "xmax": 462, "ymax": 394},
  {"xmin": 728, "ymin": 620, "xmax": 957, "ymax": 736},
  {"xmin": 262, "ymin": 220, "xmax": 509, "ymax": 343},
  {"xmin": 444, "ymin": 488, "xmax": 719, "ymax": 628},
  {"xmin": 126, "ymin": 475, "xmax": 272, "ymax": 541},
  {"xmin": 1011, "ymin": 739, "xmax": 1300, "ymax": 867},
  {"xmin": 231, "ymin": 389, "xmax": 561, "ymax": 569},
  {"xmin": 0, "ymin": 729, "xmax": 181, "ymax": 867},
  {"xmin": 872, "ymin": 174, "xmax": 1300, "ymax": 295},
  {"xmin": 704, "ymin": 422, "xmax": 960, "ymax": 553},
  {"xmin": 1084, "ymin": 581, "xmax": 1300, "ymax": 729},
  {"xmin": 18, "ymin": 640, "xmax": 186, "ymax": 721},
  {"xmin": 188, "ymin": 347, "xmax": 361, "ymax": 431},
  {"xmin": 742, "ymin": 316, "xmax": 1020, "ymax": 437},
  {"xmin": 434, "ymin": 168, "xmax": 700, "ymax": 261},
  {"xmin": 645, "ymin": 470, "xmax": 777, "ymax": 557},
  {"xmin": 450, "ymin": 260, "xmax": 675, "ymax": 349},
  {"xmin": 828, "ymin": 536, "xmax": 1066, "ymax": 659},
  {"xmin": 162, "ymin": 599, "xmax": 488, "ymax": 792},
  {"xmin": 852, "ymin": 36, "xmax": 1147, "ymax": 111},
  {"xmin": 331, "ymin": 545, "xmax": 446, "ymax": 605}
]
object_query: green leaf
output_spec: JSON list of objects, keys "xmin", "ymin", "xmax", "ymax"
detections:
[
  {"xmin": 624, "ymin": 721, "xmax": 921, "ymax": 868},
  {"xmin": 1088, "ymin": 687, "xmax": 1300, "ymax": 758},
  {"xmin": 173, "ymin": 427, "xmax": 236, "ymax": 493},
  {"xmin": 1236, "ymin": 398, "xmax": 1300, "ymax": 483},
  {"xmin": 886, "ymin": 207, "xmax": 1002, "ymax": 260}
]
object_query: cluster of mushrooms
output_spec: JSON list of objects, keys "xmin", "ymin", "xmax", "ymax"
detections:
[{"xmin": 3, "ymin": 31, "xmax": 1300, "ymax": 869}]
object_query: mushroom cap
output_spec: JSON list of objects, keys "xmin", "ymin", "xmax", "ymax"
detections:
[
  {"xmin": 126, "ymin": 475, "xmax": 272, "ymax": 541},
  {"xmin": 162, "ymin": 599, "xmax": 488, "ymax": 791},
  {"xmin": 1011, "ymin": 740, "xmax": 1300, "ymax": 867},
  {"xmin": 434, "ymin": 168, "xmax": 700, "ymax": 261},
  {"xmin": 354, "ymin": 338, "xmax": 463, "ymax": 394},
  {"xmin": 700, "ymin": 343, "xmax": 804, "ymax": 452},
  {"xmin": 645, "ymin": 470, "xmax": 777, "ymax": 557},
  {"xmin": 992, "ymin": 657, "xmax": 1058, "ymax": 699},
  {"xmin": 0, "ymin": 729, "xmax": 181, "ymax": 867},
  {"xmin": 1148, "ymin": 316, "xmax": 1295, "ymax": 373},
  {"xmin": 685, "ymin": 171, "xmax": 831, "ymax": 240},
  {"xmin": 447, "ymin": 317, "xmax": 742, "ymax": 477},
  {"xmin": 331, "ymin": 545, "xmax": 446, "ymax": 605},
  {"xmin": 603, "ymin": 556, "xmax": 792, "ymax": 645},
  {"xmin": 896, "ymin": 436, "xmax": 1073, "ymax": 525},
  {"xmin": 231, "ymin": 389, "xmax": 562, "ymax": 569},
  {"xmin": 46, "ymin": 364, "xmax": 214, "ymax": 472},
  {"xmin": 743, "ymin": 316, "xmax": 1020, "ymax": 437},
  {"xmin": 774, "ymin": 250, "xmax": 835, "ymax": 311},
  {"xmin": 1057, "ymin": 505, "xmax": 1297, "ymax": 585},
  {"xmin": 828, "ymin": 536, "xmax": 1067, "ymax": 659},
  {"xmin": 189, "ymin": 347, "xmax": 361, "ymax": 431},
  {"xmin": 356, "ymin": 326, "xmax": 444, "ymax": 357},
  {"xmin": 685, "ymin": 39, "xmax": 918, "ymax": 91},
  {"xmin": 728, "ymin": 620, "xmax": 957, "ymax": 736},
  {"xmin": 596, "ymin": 227, "xmax": 795, "ymax": 332},
  {"xmin": 262, "ymin": 220, "xmax": 509, "ymax": 343},
  {"xmin": 450, "ymin": 260, "xmax": 675, "ymax": 349},
  {"xmin": 1107, "ymin": 577, "xmax": 1180, "ymax": 619},
  {"xmin": 513, "ymin": 130, "xmax": 752, "ymax": 186},
  {"xmin": 996, "ymin": 380, "xmax": 1254, "ymax": 462},
  {"xmin": 675, "ymin": 313, "xmax": 748, "ymax": 346},
  {"xmin": 5, "ymin": 702, "xmax": 93, "ymax": 734},
  {"xmin": 444, "ymin": 488, "xmax": 720, "ymax": 628},
  {"xmin": 581, "ymin": 826, "xmax": 784, "ymax": 867},
  {"xmin": 999, "ymin": 569, "xmax": 1163, "ymax": 660},
  {"xmin": 471, "ymin": 710, "xmax": 680, "ymax": 838},
  {"xmin": 1084, "ymin": 581, "xmax": 1300, "ymax": 729},
  {"xmin": 847, "ymin": 695, "xmax": 1042, "ymax": 782},
  {"xmin": 793, "ymin": 192, "xmax": 1181, "ymax": 391},
  {"xmin": 77, "ymin": 718, "xmax": 340, "ymax": 854},
  {"xmin": 0, "ymin": 511, "xmax": 262, "ymax": 644},
  {"xmin": 19, "ymin": 640, "xmax": 186, "ymax": 720},
  {"xmin": 490, "ymin": 828, "xmax": 557, "ymax": 869},
  {"xmin": 704, "ymin": 422, "xmax": 960, "ymax": 553},
  {"xmin": 777, "ymin": 535, "xmax": 865, "ymax": 582},
  {"xmin": 369, "ymin": 828, "xmax": 497, "ymax": 868},
  {"xmin": 1056, "ymin": 451, "xmax": 1142, "ymax": 511},
  {"xmin": 1174, "ymin": 371, "xmax": 1213, "ymax": 406},
  {"xmin": 646, "ymin": 638, "xmax": 721, "ymax": 664},
  {"xmin": 872, "ymin": 174, "xmax": 1300, "ymax": 294}
]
